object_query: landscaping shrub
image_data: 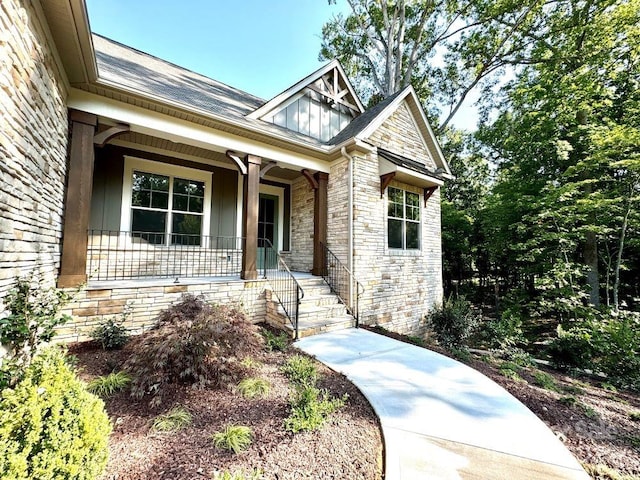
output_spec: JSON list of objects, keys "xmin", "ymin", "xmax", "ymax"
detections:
[
  {"xmin": 237, "ymin": 377, "xmax": 271, "ymax": 399},
  {"xmin": 262, "ymin": 329, "xmax": 289, "ymax": 352},
  {"xmin": 0, "ymin": 348, "xmax": 111, "ymax": 480},
  {"xmin": 124, "ymin": 295, "xmax": 263, "ymax": 406},
  {"xmin": 284, "ymin": 385, "xmax": 346, "ymax": 433},
  {"xmin": 213, "ymin": 469, "xmax": 264, "ymax": 480},
  {"xmin": 482, "ymin": 308, "xmax": 525, "ymax": 351},
  {"xmin": 0, "ymin": 274, "xmax": 73, "ymax": 370},
  {"xmin": 426, "ymin": 296, "xmax": 481, "ymax": 350},
  {"xmin": 90, "ymin": 314, "xmax": 130, "ymax": 350},
  {"xmin": 281, "ymin": 354, "xmax": 318, "ymax": 387},
  {"xmin": 87, "ymin": 371, "xmax": 131, "ymax": 398},
  {"xmin": 547, "ymin": 322, "xmax": 599, "ymax": 371},
  {"xmin": 212, "ymin": 425, "xmax": 253, "ymax": 454}
]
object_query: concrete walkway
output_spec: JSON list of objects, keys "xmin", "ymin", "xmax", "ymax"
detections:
[{"xmin": 296, "ymin": 329, "xmax": 590, "ymax": 480}]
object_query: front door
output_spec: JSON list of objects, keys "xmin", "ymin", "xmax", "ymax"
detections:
[{"xmin": 257, "ymin": 194, "xmax": 278, "ymax": 270}]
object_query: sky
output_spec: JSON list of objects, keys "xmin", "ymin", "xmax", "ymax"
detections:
[{"xmin": 86, "ymin": 0, "xmax": 478, "ymax": 130}]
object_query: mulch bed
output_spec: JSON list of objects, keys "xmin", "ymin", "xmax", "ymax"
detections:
[{"xmin": 70, "ymin": 337, "xmax": 383, "ymax": 480}]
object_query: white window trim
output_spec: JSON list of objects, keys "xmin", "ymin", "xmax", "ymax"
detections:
[
  {"xmin": 120, "ymin": 156, "xmax": 212, "ymax": 244},
  {"xmin": 259, "ymin": 184, "xmax": 285, "ymax": 252},
  {"xmin": 386, "ymin": 186, "xmax": 422, "ymax": 254}
]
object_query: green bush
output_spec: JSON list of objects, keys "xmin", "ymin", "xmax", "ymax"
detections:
[
  {"xmin": 262, "ymin": 329, "xmax": 289, "ymax": 352},
  {"xmin": 124, "ymin": 295, "xmax": 264, "ymax": 406},
  {"xmin": 90, "ymin": 315, "xmax": 130, "ymax": 350},
  {"xmin": 284, "ymin": 385, "xmax": 346, "ymax": 433},
  {"xmin": 0, "ymin": 348, "xmax": 111, "ymax": 480},
  {"xmin": 212, "ymin": 425, "xmax": 253, "ymax": 454},
  {"xmin": 426, "ymin": 296, "xmax": 481, "ymax": 350},
  {"xmin": 547, "ymin": 322, "xmax": 599, "ymax": 371},
  {"xmin": 281, "ymin": 354, "xmax": 318, "ymax": 387},
  {"xmin": 482, "ymin": 308, "xmax": 525, "ymax": 351},
  {"xmin": 533, "ymin": 370, "xmax": 558, "ymax": 391},
  {"xmin": 0, "ymin": 274, "xmax": 73, "ymax": 369}
]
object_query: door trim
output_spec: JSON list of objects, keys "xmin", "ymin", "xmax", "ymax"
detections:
[{"xmin": 259, "ymin": 184, "xmax": 284, "ymax": 251}]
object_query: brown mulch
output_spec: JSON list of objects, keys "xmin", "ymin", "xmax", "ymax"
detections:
[
  {"xmin": 70, "ymin": 339, "xmax": 383, "ymax": 480},
  {"xmin": 364, "ymin": 325, "xmax": 640, "ymax": 478}
]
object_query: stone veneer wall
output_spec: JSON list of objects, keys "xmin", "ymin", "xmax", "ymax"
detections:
[
  {"xmin": 58, "ymin": 279, "xmax": 268, "ymax": 343},
  {"xmin": 327, "ymin": 159, "xmax": 350, "ymax": 261},
  {"xmin": 352, "ymin": 152, "xmax": 443, "ymax": 335},
  {"xmin": 284, "ymin": 175, "xmax": 314, "ymax": 272},
  {"xmin": 0, "ymin": 0, "xmax": 69, "ymax": 308},
  {"xmin": 368, "ymin": 102, "xmax": 437, "ymax": 169}
]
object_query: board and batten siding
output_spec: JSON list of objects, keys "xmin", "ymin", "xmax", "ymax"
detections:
[
  {"xmin": 88, "ymin": 147, "xmax": 238, "ymax": 238},
  {"xmin": 267, "ymin": 92, "xmax": 352, "ymax": 142}
]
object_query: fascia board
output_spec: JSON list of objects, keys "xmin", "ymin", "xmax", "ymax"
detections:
[{"xmin": 68, "ymin": 89, "xmax": 331, "ymax": 173}]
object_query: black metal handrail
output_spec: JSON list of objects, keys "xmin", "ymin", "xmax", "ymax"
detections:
[
  {"xmin": 260, "ymin": 238, "xmax": 304, "ymax": 339},
  {"xmin": 320, "ymin": 242, "xmax": 364, "ymax": 327},
  {"xmin": 87, "ymin": 230, "xmax": 244, "ymax": 280}
]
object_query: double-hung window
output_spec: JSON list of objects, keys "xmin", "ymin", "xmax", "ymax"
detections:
[
  {"xmin": 387, "ymin": 186, "xmax": 420, "ymax": 250},
  {"xmin": 122, "ymin": 157, "xmax": 211, "ymax": 246}
]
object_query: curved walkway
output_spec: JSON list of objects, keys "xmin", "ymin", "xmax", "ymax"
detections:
[{"xmin": 296, "ymin": 328, "xmax": 589, "ymax": 480}]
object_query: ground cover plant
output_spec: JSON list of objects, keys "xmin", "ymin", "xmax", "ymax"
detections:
[{"xmin": 71, "ymin": 316, "xmax": 383, "ymax": 479}]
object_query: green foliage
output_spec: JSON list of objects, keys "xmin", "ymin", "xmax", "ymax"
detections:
[
  {"xmin": 532, "ymin": 370, "xmax": 558, "ymax": 392},
  {"xmin": 284, "ymin": 385, "xmax": 346, "ymax": 433},
  {"xmin": 426, "ymin": 296, "xmax": 480, "ymax": 350},
  {"xmin": 124, "ymin": 295, "xmax": 264, "ymax": 406},
  {"xmin": 547, "ymin": 323, "xmax": 599, "ymax": 371},
  {"xmin": 629, "ymin": 411, "xmax": 640, "ymax": 422},
  {"xmin": 559, "ymin": 395, "xmax": 578, "ymax": 407},
  {"xmin": 90, "ymin": 313, "xmax": 130, "ymax": 350},
  {"xmin": 499, "ymin": 361, "xmax": 523, "ymax": 382},
  {"xmin": 151, "ymin": 406, "xmax": 192, "ymax": 432},
  {"xmin": 212, "ymin": 468, "xmax": 263, "ymax": 480},
  {"xmin": 212, "ymin": 425, "xmax": 252, "ymax": 454},
  {"xmin": 261, "ymin": 329, "xmax": 289, "ymax": 352},
  {"xmin": 0, "ymin": 274, "xmax": 73, "ymax": 368},
  {"xmin": 281, "ymin": 355, "xmax": 318, "ymax": 387},
  {"xmin": 237, "ymin": 378, "xmax": 271, "ymax": 399},
  {"xmin": 0, "ymin": 348, "xmax": 111, "ymax": 480},
  {"xmin": 87, "ymin": 371, "xmax": 131, "ymax": 398},
  {"xmin": 482, "ymin": 308, "xmax": 525, "ymax": 351}
]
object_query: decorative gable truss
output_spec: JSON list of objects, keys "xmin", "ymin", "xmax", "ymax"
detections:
[{"xmin": 249, "ymin": 61, "xmax": 364, "ymax": 142}]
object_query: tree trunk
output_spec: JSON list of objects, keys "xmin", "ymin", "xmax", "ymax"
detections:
[{"xmin": 585, "ymin": 230, "xmax": 600, "ymax": 307}]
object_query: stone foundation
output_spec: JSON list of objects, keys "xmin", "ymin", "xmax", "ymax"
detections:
[{"xmin": 57, "ymin": 278, "xmax": 268, "ymax": 343}]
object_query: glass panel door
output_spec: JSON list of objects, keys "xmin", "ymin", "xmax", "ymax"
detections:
[{"xmin": 257, "ymin": 194, "xmax": 278, "ymax": 270}]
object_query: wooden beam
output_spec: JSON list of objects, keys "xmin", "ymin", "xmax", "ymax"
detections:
[
  {"xmin": 312, "ymin": 172, "xmax": 329, "ymax": 276},
  {"xmin": 93, "ymin": 123, "xmax": 129, "ymax": 147},
  {"xmin": 380, "ymin": 172, "xmax": 396, "ymax": 198},
  {"xmin": 423, "ymin": 186, "xmax": 438, "ymax": 206},
  {"xmin": 58, "ymin": 109, "xmax": 98, "ymax": 287},
  {"xmin": 241, "ymin": 155, "xmax": 261, "ymax": 280},
  {"xmin": 225, "ymin": 150, "xmax": 248, "ymax": 175},
  {"xmin": 301, "ymin": 169, "xmax": 318, "ymax": 189},
  {"xmin": 260, "ymin": 161, "xmax": 277, "ymax": 178}
]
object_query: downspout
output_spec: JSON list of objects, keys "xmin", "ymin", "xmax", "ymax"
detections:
[{"xmin": 341, "ymin": 147, "xmax": 354, "ymax": 314}]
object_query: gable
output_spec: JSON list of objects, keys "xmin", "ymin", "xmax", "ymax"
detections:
[
  {"xmin": 366, "ymin": 101, "xmax": 437, "ymax": 170},
  {"xmin": 249, "ymin": 61, "xmax": 364, "ymax": 142}
]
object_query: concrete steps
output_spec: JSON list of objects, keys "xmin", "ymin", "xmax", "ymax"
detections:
[{"xmin": 267, "ymin": 275, "xmax": 356, "ymax": 338}]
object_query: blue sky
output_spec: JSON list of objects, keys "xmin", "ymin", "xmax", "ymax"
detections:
[
  {"xmin": 86, "ymin": 1, "xmax": 477, "ymax": 130},
  {"xmin": 86, "ymin": 0, "xmax": 350, "ymax": 100}
]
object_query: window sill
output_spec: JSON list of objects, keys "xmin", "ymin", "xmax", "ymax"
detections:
[{"xmin": 386, "ymin": 248, "xmax": 422, "ymax": 257}]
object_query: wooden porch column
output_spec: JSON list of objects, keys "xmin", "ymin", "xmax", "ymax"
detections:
[
  {"xmin": 241, "ymin": 154, "xmax": 261, "ymax": 280},
  {"xmin": 312, "ymin": 172, "xmax": 329, "ymax": 276},
  {"xmin": 58, "ymin": 110, "xmax": 98, "ymax": 288}
]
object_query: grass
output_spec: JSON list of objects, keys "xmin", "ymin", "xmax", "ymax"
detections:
[
  {"xmin": 237, "ymin": 377, "xmax": 271, "ymax": 399},
  {"xmin": 213, "ymin": 425, "xmax": 253, "ymax": 454},
  {"xmin": 284, "ymin": 385, "xmax": 346, "ymax": 433},
  {"xmin": 151, "ymin": 406, "xmax": 193, "ymax": 432},
  {"xmin": 86, "ymin": 371, "xmax": 131, "ymax": 397}
]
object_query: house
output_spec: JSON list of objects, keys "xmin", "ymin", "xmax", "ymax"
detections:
[{"xmin": 1, "ymin": 0, "xmax": 451, "ymax": 340}]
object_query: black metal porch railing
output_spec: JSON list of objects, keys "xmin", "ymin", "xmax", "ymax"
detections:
[
  {"xmin": 86, "ymin": 230, "xmax": 244, "ymax": 281},
  {"xmin": 320, "ymin": 242, "xmax": 364, "ymax": 327},
  {"xmin": 260, "ymin": 238, "xmax": 304, "ymax": 339}
]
